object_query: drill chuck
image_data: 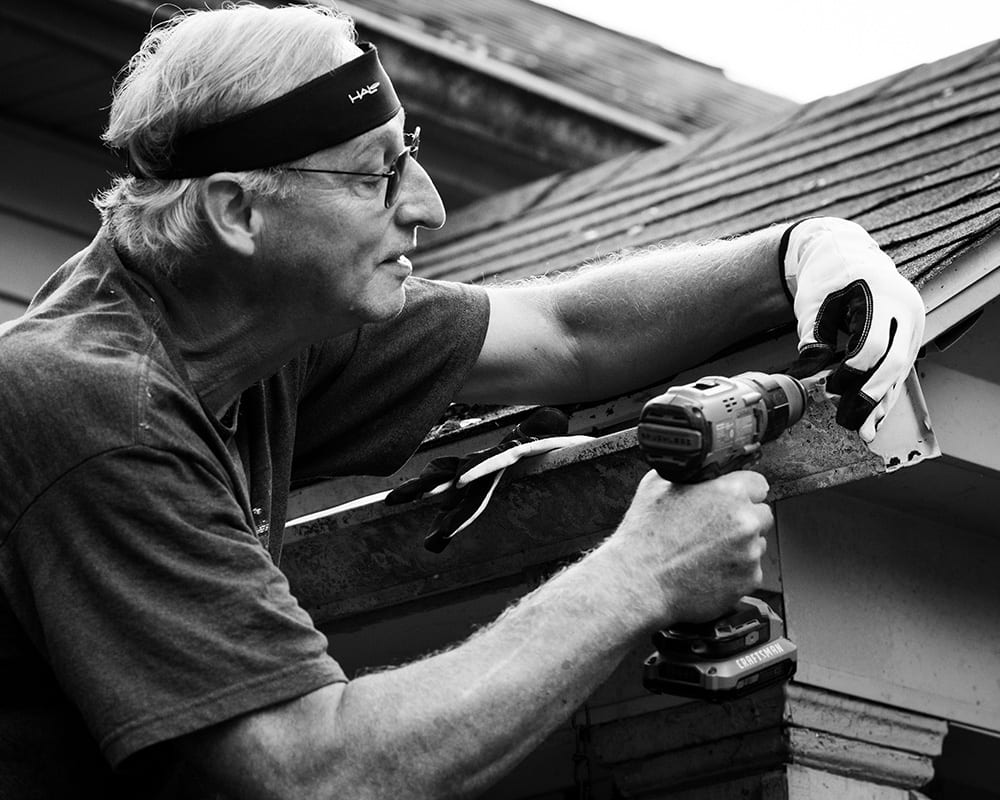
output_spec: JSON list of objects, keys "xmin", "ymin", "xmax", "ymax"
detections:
[{"xmin": 637, "ymin": 371, "xmax": 809, "ymax": 483}]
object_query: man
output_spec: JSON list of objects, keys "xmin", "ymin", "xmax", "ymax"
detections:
[{"xmin": 0, "ymin": 4, "xmax": 923, "ymax": 798}]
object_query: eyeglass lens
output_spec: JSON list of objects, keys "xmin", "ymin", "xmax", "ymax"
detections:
[{"xmin": 385, "ymin": 128, "xmax": 420, "ymax": 207}]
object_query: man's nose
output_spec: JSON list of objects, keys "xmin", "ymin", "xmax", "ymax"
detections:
[{"xmin": 397, "ymin": 159, "xmax": 446, "ymax": 231}]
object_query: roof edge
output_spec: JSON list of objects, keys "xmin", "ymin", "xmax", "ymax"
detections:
[
  {"xmin": 922, "ymin": 230, "xmax": 1000, "ymax": 343},
  {"xmin": 337, "ymin": 0, "xmax": 688, "ymax": 145}
]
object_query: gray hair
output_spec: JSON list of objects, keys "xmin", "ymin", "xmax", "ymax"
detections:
[{"xmin": 94, "ymin": 2, "xmax": 358, "ymax": 277}]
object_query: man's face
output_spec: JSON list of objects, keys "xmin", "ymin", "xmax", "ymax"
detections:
[{"xmin": 257, "ymin": 113, "xmax": 445, "ymax": 333}]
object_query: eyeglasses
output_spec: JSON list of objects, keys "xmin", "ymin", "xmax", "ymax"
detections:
[{"xmin": 279, "ymin": 127, "xmax": 420, "ymax": 208}]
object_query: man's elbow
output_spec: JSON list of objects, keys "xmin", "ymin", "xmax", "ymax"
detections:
[
  {"xmin": 169, "ymin": 681, "xmax": 480, "ymax": 800},
  {"xmin": 166, "ymin": 682, "xmax": 369, "ymax": 800}
]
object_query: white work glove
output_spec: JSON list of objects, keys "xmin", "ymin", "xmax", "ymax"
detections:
[{"xmin": 780, "ymin": 217, "xmax": 925, "ymax": 443}]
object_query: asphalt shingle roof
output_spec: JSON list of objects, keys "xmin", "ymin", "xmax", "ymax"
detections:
[{"xmin": 416, "ymin": 40, "xmax": 1000, "ymax": 292}]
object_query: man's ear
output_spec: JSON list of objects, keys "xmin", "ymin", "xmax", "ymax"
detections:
[{"xmin": 201, "ymin": 174, "xmax": 261, "ymax": 257}]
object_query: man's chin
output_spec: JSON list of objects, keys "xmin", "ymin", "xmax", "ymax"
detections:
[{"xmin": 363, "ymin": 281, "xmax": 408, "ymax": 324}]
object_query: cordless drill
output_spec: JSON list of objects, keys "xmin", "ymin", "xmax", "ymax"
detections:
[{"xmin": 636, "ymin": 371, "xmax": 819, "ymax": 701}]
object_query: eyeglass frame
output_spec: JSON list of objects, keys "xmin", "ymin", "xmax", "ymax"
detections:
[{"xmin": 275, "ymin": 126, "xmax": 420, "ymax": 208}]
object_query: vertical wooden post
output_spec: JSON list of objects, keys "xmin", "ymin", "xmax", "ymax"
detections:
[{"xmin": 589, "ymin": 683, "xmax": 947, "ymax": 799}]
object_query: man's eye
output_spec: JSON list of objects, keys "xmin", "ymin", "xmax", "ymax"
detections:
[{"xmin": 350, "ymin": 177, "xmax": 383, "ymax": 196}]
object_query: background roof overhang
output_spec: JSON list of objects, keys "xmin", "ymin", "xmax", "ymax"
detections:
[{"xmin": 0, "ymin": 0, "xmax": 795, "ymax": 211}]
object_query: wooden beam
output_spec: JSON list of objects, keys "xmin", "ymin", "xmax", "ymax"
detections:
[{"xmin": 588, "ymin": 683, "xmax": 947, "ymax": 798}]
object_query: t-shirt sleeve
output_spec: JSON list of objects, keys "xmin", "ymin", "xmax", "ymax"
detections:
[
  {"xmin": 6, "ymin": 442, "xmax": 346, "ymax": 768},
  {"xmin": 292, "ymin": 277, "xmax": 490, "ymax": 480}
]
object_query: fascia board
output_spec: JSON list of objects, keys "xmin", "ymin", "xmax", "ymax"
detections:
[
  {"xmin": 335, "ymin": 1, "xmax": 687, "ymax": 145},
  {"xmin": 283, "ymin": 388, "xmax": 884, "ymax": 621}
]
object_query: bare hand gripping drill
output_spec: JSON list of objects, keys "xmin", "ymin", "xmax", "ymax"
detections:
[{"xmin": 636, "ymin": 371, "xmax": 827, "ymax": 701}]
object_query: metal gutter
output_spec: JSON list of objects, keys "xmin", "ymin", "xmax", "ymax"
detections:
[
  {"xmin": 921, "ymin": 231, "xmax": 1000, "ymax": 343},
  {"xmin": 282, "ymin": 381, "xmax": 888, "ymax": 622}
]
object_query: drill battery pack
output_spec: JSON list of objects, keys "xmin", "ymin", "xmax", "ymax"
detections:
[{"xmin": 642, "ymin": 596, "xmax": 797, "ymax": 702}]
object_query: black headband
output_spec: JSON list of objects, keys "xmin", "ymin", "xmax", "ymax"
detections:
[{"xmin": 127, "ymin": 42, "xmax": 401, "ymax": 179}]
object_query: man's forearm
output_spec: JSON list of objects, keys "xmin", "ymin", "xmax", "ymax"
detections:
[
  {"xmin": 551, "ymin": 226, "xmax": 793, "ymax": 399},
  {"xmin": 467, "ymin": 226, "xmax": 794, "ymax": 405},
  {"xmin": 333, "ymin": 535, "xmax": 655, "ymax": 799},
  {"xmin": 184, "ymin": 534, "xmax": 659, "ymax": 800},
  {"xmin": 288, "ymin": 471, "xmax": 767, "ymax": 800},
  {"xmin": 180, "ymin": 469, "xmax": 771, "ymax": 800}
]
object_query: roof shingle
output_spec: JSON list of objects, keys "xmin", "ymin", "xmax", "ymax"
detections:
[{"xmin": 416, "ymin": 40, "xmax": 1000, "ymax": 291}]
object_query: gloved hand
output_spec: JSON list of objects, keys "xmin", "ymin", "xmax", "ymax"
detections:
[
  {"xmin": 779, "ymin": 217, "xmax": 925, "ymax": 442},
  {"xmin": 385, "ymin": 407, "xmax": 592, "ymax": 552}
]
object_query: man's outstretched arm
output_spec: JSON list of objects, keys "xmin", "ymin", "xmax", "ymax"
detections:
[
  {"xmin": 461, "ymin": 226, "xmax": 792, "ymax": 405},
  {"xmin": 171, "ymin": 471, "xmax": 772, "ymax": 800},
  {"xmin": 461, "ymin": 218, "xmax": 924, "ymax": 441}
]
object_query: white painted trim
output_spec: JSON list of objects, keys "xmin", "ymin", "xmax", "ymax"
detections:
[
  {"xmin": 919, "ymin": 361, "xmax": 1000, "ymax": 473},
  {"xmin": 922, "ymin": 232, "xmax": 1000, "ymax": 343}
]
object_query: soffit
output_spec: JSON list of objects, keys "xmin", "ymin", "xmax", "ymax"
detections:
[{"xmin": 0, "ymin": 1, "xmax": 141, "ymax": 151}]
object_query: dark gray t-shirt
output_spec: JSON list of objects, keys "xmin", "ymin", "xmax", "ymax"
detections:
[{"xmin": 0, "ymin": 233, "xmax": 489, "ymax": 796}]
